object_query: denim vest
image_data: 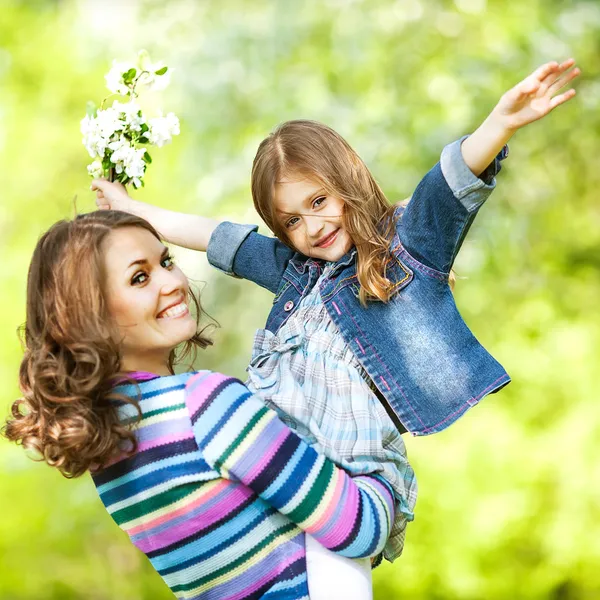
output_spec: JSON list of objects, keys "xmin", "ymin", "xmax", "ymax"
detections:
[{"xmin": 207, "ymin": 137, "xmax": 510, "ymax": 435}]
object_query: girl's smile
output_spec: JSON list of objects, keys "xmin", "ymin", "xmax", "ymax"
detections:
[{"xmin": 274, "ymin": 176, "xmax": 353, "ymax": 261}]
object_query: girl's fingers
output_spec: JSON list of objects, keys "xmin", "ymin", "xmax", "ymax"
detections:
[
  {"xmin": 530, "ymin": 61, "xmax": 560, "ymax": 83},
  {"xmin": 549, "ymin": 88, "xmax": 577, "ymax": 110},
  {"xmin": 521, "ymin": 77, "xmax": 541, "ymax": 95},
  {"xmin": 547, "ymin": 67, "xmax": 581, "ymax": 96},
  {"xmin": 511, "ymin": 77, "xmax": 540, "ymax": 101},
  {"xmin": 540, "ymin": 58, "xmax": 577, "ymax": 87}
]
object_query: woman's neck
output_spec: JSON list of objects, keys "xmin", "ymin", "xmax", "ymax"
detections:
[{"xmin": 120, "ymin": 353, "xmax": 172, "ymax": 377}]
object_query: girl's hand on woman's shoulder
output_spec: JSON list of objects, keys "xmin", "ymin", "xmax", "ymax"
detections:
[
  {"xmin": 91, "ymin": 179, "xmax": 133, "ymax": 212},
  {"xmin": 491, "ymin": 59, "xmax": 580, "ymax": 131}
]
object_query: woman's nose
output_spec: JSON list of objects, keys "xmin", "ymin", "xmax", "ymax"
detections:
[{"xmin": 158, "ymin": 268, "xmax": 186, "ymax": 295}]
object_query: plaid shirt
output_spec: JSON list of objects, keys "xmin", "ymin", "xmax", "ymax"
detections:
[{"xmin": 246, "ymin": 264, "xmax": 418, "ymax": 562}]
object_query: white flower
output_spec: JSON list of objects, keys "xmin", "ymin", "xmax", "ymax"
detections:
[
  {"xmin": 85, "ymin": 52, "xmax": 178, "ymax": 188},
  {"xmin": 112, "ymin": 100, "xmax": 145, "ymax": 132},
  {"xmin": 80, "ymin": 108, "xmax": 123, "ymax": 158},
  {"xmin": 107, "ymin": 136, "xmax": 147, "ymax": 186},
  {"xmin": 96, "ymin": 107, "xmax": 123, "ymax": 137},
  {"xmin": 87, "ymin": 160, "xmax": 104, "ymax": 178},
  {"xmin": 105, "ymin": 60, "xmax": 137, "ymax": 95},
  {"xmin": 136, "ymin": 49, "xmax": 171, "ymax": 91},
  {"xmin": 147, "ymin": 112, "xmax": 180, "ymax": 147}
]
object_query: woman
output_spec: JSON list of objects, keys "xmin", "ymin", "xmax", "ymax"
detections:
[{"xmin": 3, "ymin": 210, "xmax": 395, "ymax": 600}]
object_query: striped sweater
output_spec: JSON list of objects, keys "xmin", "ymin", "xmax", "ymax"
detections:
[{"xmin": 92, "ymin": 371, "xmax": 395, "ymax": 600}]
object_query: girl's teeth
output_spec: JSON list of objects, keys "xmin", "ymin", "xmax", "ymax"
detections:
[{"xmin": 159, "ymin": 303, "xmax": 188, "ymax": 319}]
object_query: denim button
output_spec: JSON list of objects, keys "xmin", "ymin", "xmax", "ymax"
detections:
[{"xmin": 284, "ymin": 300, "xmax": 294, "ymax": 312}]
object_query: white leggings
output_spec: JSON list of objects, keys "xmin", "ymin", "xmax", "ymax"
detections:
[{"xmin": 305, "ymin": 534, "xmax": 373, "ymax": 600}]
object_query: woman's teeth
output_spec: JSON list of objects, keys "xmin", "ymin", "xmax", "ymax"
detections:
[{"xmin": 158, "ymin": 302, "xmax": 188, "ymax": 319}]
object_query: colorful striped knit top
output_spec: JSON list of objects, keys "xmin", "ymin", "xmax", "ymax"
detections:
[{"xmin": 92, "ymin": 370, "xmax": 396, "ymax": 600}]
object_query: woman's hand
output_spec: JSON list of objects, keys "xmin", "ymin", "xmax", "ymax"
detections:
[
  {"xmin": 91, "ymin": 179, "xmax": 133, "ymax": 212},
  {"xmin": 491, "ymin": 59, "xmax": 580, "ymax": 131}
]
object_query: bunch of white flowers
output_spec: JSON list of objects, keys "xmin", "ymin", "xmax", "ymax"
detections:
[{"xmin": 81, "ymin": 50, "xmax": 180, "ymax": 188}]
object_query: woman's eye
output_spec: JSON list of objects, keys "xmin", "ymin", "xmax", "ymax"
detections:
[
  {"xmin": 313, "ymin": 196, "xmax": 326, "ymax": 208},
  {"xmin": 131, "ymin": 255, "xmax": 174, "ymax": 285},
  {"xmin": 131, "ymin": 271, "xmax": 148, "ymax": 285},
  {"xmin": 286, "ymin": 217, "xmax": 300, "ymax": 229}
]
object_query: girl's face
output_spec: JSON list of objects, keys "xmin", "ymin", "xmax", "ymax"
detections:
[
  {"xmin": 274, "ymin": 175, "xmax": 353, "ymax": 261},
  {"xmin": 102, "ymin": 226, "xmax": 197, "ymax": 374}
]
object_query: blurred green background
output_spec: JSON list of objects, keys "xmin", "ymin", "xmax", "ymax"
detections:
[{"xmin": 1, "ymin": 0, "xmax": 599, "ymax": 598}]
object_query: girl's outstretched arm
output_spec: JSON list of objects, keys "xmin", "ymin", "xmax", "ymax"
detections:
[
  {"xmin": 461, "ymin": 59, "xmax": 580, "ymax": 176},
  {"xmin": 91, "ymin": 179, "xmax": 219, "ymax": 251},
  {"xmin": 184, "ymin": 371, "xmax": 396, "ymax": 559}
]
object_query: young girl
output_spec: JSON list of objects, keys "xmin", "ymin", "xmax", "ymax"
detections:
[{"xmin": 93, "ymin": 59, "xmax": 580, "ymax": 597}]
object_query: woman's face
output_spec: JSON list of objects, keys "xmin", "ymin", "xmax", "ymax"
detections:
[{"xmin": 102, "ymin": 226, "xmax": 197, "ymax": 374}]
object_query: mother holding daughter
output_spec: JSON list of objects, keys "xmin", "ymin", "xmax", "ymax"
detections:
[
  {"xmin": 4, "ymin": 209, "xmax": 395, "ymax": 600},
  {"xmin": 4, "ymin": 59, "xmax": 578, "ymax": 600}
]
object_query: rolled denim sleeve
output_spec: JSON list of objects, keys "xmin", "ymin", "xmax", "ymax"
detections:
[
  {"xmin": 207, "ymin": 221, "xmax": 294, "ymax": 294},
  {"xmin": 396, "ymin": 137, "xmax": 508, "ymax": 274},
  {"xmin": 207, "ymin": 221, "xmax": 258, "ymax": 275},
  {"xmin": 440, "ymin": 135, "xmax": 508, "ymax": 210}
]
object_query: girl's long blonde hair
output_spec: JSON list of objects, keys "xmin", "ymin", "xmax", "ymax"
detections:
[
  {"xmin": 2, "ymin": 211, "xmax": 212, "ymax": 478},
  {"xmin": 252, "ymin": 120, "xmax": 454, "ymax": 304},
  {"xmin": 252, "ymin": 120, "xmax": 405, "ymax": 305}
]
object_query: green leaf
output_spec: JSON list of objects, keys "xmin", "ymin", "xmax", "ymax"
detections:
[
  {"xmin": 143, "ymin": 151, "xmax": 152, "ymax": 164},
  {"xmin": 85, "ymin": 101, "xmax": 97, "ymax": 118},
  {"xmin": 123, "ymin": 67, "xmax": 137, "ymax": 84},
  {"xmin": 155, "ymin": 66, "xmax": 168, "ymax": 76}
]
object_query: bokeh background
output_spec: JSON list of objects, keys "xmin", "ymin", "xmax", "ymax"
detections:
[{"xmin": 1, "ymin": 0, "xmax": 599, "ymax": 598}]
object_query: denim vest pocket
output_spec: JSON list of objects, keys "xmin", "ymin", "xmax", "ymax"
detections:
[
  {"xmin": 383, "ymin": 252, "xmax": 414, "ymax": 299},
  {"xmin": 273, "ymin": 280, "xmax": 291, "ymax": 303}
]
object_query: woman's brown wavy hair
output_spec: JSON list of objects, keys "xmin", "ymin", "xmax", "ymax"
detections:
[{"xmin": 2, "ymin": 210, "xmax": 212, "ymax": 478}]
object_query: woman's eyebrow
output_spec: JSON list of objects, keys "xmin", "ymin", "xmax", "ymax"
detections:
[{"xmin": 126, "ymin": 246, "xmax": 169, "ymax": 270}]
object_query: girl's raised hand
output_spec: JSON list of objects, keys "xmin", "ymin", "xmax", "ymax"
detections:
[
  {"xmin": 493, "ymin": 59, "xmax": 580, "ymax": 130},
  {"xmin": 91, "ymin": 179, "xmax": 133, "ymax": 212}
]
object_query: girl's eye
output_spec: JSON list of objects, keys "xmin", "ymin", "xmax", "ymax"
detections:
[
  {"xmin": 161, "ymin": 254, "xmax": 175, "ymax": 269},
  {"xmin": 313, "ymin": 196, "xmax": 326, "ymax": 208},
  {"xmin": 285, "ymin": 217, "xmax": 300, "ymax": 229}
]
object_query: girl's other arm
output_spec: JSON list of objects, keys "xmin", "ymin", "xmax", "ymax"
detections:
[
  {"xmin": 397, "ymin": 59, "xmax": 580, "ymax": 274},
  {"xmin": 461, "ymin": 59, "xmax": 579, "ymax": 176},
  {"xmin": 185, "ymin": 372, "xmax": 395, "ymax": 559},
  {"xmin": 91, "ymin": 179, "xmax": 219, "ymax": 251},
  {"xmin": 91, "ymin": 179, "xmax": 294, "ymax": 293}
]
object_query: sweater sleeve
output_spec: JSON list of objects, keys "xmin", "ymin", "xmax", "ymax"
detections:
[{"xmin": 184, "ymin": 371, "xmax": 395, "ymax": 559}]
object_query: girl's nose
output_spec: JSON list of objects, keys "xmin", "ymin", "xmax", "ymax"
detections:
[{"xmin": 305, "ymin": 214, "xmax": 324, "ymax": 238}]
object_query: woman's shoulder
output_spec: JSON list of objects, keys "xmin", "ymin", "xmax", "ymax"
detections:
[
  {"xmin": 184, "ymin": 371, "xmax": 250, "ymax": 420},
  {"xmin": 184, "ymin": 370, "xmax": 247, "ymax": 398}
]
